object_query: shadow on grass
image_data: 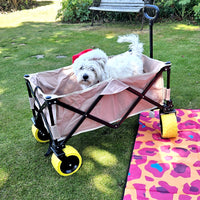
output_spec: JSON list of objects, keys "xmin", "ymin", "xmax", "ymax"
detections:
[{"xmin": 36, "ymin": 1, "xmax": 54, "ymax": 7}]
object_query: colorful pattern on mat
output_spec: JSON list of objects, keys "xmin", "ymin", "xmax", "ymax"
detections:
[{"xmin": 123, "ymin": 109, "xmax": 200, "ymax": 200}]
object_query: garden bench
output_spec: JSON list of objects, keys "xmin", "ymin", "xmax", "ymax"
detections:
[{"xmin": 89, "ymin": 0, "xmax": 152, "ymax": 26}]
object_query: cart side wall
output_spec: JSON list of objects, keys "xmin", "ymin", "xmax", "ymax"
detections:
[{"xmin": 27, "ymin": 55, "xmax": 166, "ymax": 140}]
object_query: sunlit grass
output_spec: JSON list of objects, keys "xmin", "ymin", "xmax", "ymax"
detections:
[
  {"xmin": 174, "ymin": 24, "xmax": 200, "ymax": 31},
  {"xmin": 0, "ymin": 168, "xmax": 9, "ymax": 188},
  {"xmin": 0, "ymin": 0, "xmax": 61, "ymax": 28},
  {"xmin": 92, "ymin": 174, "xmax": 117, "ymax": 194},
  {"xmin": 0, "ymin": 87, "xmax": 7, "ymax": 95},
  {"xmin": 83, "ymin": 146, "xmax": 118, "ymax": 166},
  {"xmin": 105, "ymin": 33, "xmax": 116, "ymax": 39}
]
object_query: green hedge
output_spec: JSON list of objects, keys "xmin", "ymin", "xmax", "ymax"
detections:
[{"xmin": 57, "ymin": 0, "xmax": 93, "ymax": 23}]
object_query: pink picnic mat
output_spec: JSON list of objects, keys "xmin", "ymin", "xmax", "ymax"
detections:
[{"xmin": 123, "ymin": 109, "xmax": 200, "ymax": 200}]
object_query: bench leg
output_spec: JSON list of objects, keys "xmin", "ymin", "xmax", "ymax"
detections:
[
  {"xmin": 140, "ymin": 16, "xmax": 144, "ymax": 31},
  {"xmin": 91, "ymin": 11, "xmax": 94, "ymax": 26}
]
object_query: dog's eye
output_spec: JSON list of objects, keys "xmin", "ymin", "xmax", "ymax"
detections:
[
  {"xmin": 90, "ymin": 67, "xmax": 95, "ymax": 71},
  {"xmin": 80, "ymin": 66, "xmax": 84, "ymax": 70}
]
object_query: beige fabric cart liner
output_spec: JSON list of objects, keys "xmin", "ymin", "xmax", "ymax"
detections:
[{"xmin": 26, "ymin": 55, "xmax": 166, "ymax": 140}]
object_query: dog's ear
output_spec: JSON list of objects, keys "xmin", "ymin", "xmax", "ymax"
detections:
[
  {"xmin": 94, "ymin": 63, "xmax": 106, "ymax": 82},
  {"xmin": 89, "ymin": 57, "xmax": 107, "ymax": 69},
  {"xmin": 88, "ymin": 49, "xmax": 108, "ymax": 68}
]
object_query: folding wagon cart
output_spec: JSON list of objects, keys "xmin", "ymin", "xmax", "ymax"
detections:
[{"xmin": 24, "ymin": 5, "xmax": 178, "ymax": 176}]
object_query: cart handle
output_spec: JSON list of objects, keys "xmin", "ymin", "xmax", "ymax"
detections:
[
  {"xmin": 143, "ymin": 4, "xmax": 159, "ymax": 22},
  {"xmin": 143, "ymin": 4, "xmax": 159, "ymax": 58}
]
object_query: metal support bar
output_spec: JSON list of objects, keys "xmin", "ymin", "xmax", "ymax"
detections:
[
  {"xmin": 166, "ymin": 62, "xmax": 171, "ymax": 89},
  {"xmin": 46, "ymin": 99, "xmax": 55, "ymax": 127},
  {"xmin": 115, "ymin": 66, "xmax": 167, "ymax": 126},
  {"xmin": 149, "ymin": 20, "xmax": 153, "ymax": 58},
  {"xmin": 56, "ymin": 100, "xmax": 114, "ymax": 128},
  {"xmin": 162, "ymin": 62, "xmax": 175, "ymax": 113},
  {"xmin": 59, "ymin": 95, "xmax": 104, "ymax": 147},
  {"xmin": 24, "ymin": 78, "xmax": 36, "ymax": 118}
]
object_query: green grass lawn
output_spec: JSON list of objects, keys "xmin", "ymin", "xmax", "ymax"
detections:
[{"xmin": 0, "ymin": 1, "xmax": 200, "ymax": 199}]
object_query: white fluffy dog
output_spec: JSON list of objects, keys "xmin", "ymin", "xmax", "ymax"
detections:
[{"xmin": 73, "ymin": 34, "xmax": 143, "ymax": 89}]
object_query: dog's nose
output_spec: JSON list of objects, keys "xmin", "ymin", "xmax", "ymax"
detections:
[{"xmin": 83, "ymin": 74, "xmax": 89, "ymax": 81}]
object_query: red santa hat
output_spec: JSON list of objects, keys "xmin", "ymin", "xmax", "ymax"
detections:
[{"xmin": 72, "ymin": 49, "xmax": 93, "ymax": 63}]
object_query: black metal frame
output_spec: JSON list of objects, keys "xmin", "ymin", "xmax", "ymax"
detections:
[{"xmin": 24, "ymin": 61, "xmax": 174, "ymax": 161}]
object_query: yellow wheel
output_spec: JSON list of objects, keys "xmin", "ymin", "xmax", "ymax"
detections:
[
  {"xmin": 51, "ymin": 145, "xmax": 82, "ymax": 176},
  {"xmin": 32, "ymin": 124, "xmax": 50, "ymax": 143},
  {"xmin": 160, "ymin": 112, "xmax": 178, "ymax": 138}
]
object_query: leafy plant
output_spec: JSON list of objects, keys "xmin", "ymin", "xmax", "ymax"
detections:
[
  {"xmin": 193, "ymin": 2, "xmax": 200, "ymax": 22},
  {"xmin": 57, "ymin": 0, "xmax": 93, "ymax": 23},
  {"xmin": 164, "ymin": 0, "xmax": 192, "ymax": 19},
  {"xmin": 156, "ymin": 0, "xmax": 200, "ymax": 23}
]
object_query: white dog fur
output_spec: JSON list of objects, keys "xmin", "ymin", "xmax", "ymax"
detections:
[{"xmin": 73, "ymin": 34, "xmax": 143, "ymax": 89}]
